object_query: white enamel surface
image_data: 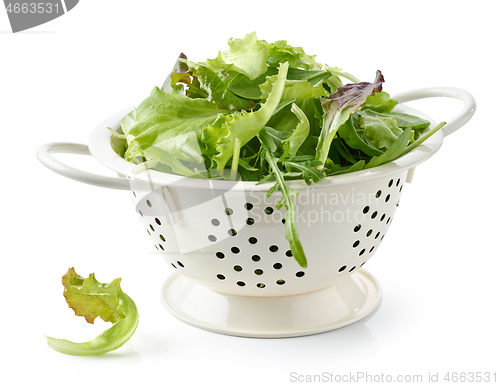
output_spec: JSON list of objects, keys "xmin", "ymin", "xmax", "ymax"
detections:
[{"xmin": 161, "ymin": 269, "xmax": 381, "ymax": 338}]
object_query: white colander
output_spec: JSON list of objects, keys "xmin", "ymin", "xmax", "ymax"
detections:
[{"xmin": 37, "ymin": 87, "xmax": 475, "ymax": 338}]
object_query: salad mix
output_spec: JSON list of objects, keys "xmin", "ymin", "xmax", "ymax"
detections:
[{"xmin": 110, "ymin": 32, "xmax": 444, "ymax": 268}]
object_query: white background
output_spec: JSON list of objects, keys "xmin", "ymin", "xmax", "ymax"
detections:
[{"xmin": 1, "ymin": 1, "xmax": 499, "ymax": 385}]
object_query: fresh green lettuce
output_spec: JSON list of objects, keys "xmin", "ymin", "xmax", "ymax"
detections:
[{"xmin": 111, "ymin": 32, "xmax": 444, "ymax": 268}]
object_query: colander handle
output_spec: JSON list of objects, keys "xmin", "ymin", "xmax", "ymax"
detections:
[
  {"xmin": 36, "ymin": 142, "xmax": 132, "ymax": 190},
  {"xmin": 392, "ymin": 87, "xmax": 476, "ymax": 137}
]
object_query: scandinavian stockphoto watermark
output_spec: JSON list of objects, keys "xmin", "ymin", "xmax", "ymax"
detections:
[{"xmin": 3, "ymin": 0, "xmax": 79, "ymax": 33}]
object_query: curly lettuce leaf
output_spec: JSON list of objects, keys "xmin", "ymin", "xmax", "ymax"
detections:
[
  {"xmin": 122, "ymin": 88, "xmax": 226, "ymax": 167},
  {"xmin": 45, "ymin": 268, "xmax": 139, "ymax": 356},
  {"xmin": 315, "ymin": 70, "xmax": 385, "ymax": 169},
  {"xmin": 267, "ymin": 40, "xmax": 317, "ymax": 70},
  {"xmin": 220, "ymin": 32, "xmax": 269, "ymax": 80},
  {"xmin": 202, "ymin": 62, "xmax": 289, "ymax": 170}
]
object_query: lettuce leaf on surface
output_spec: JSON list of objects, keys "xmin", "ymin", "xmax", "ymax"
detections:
[{"xmin": 45, "ymin": 268, "xmax": 139, "ymax": 356}]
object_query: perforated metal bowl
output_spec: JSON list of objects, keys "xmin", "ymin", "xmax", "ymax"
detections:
[{"xmin": 37, "ymin": 87, "xmax": 475, "ymax": 337}]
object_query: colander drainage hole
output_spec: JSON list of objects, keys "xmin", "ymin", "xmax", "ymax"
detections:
[
  {"xmin": 252, "ymin": 255, "xmax": 261, "ymax": 262},
  {"xmin": 375, "ymin": 232, "xmax": 380, "ymax": 239},
  {"xmin": 338, "ymin": 265, "xmax": 347, "ymax": 272},
  {"xmin": 231, "ymin": 247, "xmax": 240, "ymax": 254},
  {"xmin": 150, "ymin": 224, "xmax": 155, "ymax": 232},
  {"xmin": 211, "ymin": 219, "xmax": 220, "ymax": 226},
  {"xmin": 147, "ymin": 199, "xmax": 152, "ymax": 207},
  {"xmin": 147, "ymin": 229, "xmax": 151, "ymax": 236},
  {"xmin": 295, "ymin": 271, "xmax": 305, "ymax": 278},
  {"xmin": 349, "ymin": 266, "xmax": 356, "ymax": 272},
  {"xmin": 363, "ymin": 206, "xmax": 370, "ymax": 214},
  {"xmin": 254, "ymin": 269, "xmax": 263, "ymax": 275},
  {"xmin": 264, "ymin": 207, "xmax": 274, "ymax": 215},
  {"xmin": 237, "ymin": 281, "xmax": 246, "ymax": 287},
  {"xmin": 371, "ymin": 211, "xmax": 378, "ymax": 219},
  {"xmin": 248, "ymin": 237, "xmax": 258, "ymax": 244},
  {"xmin": 160, "ymin": 235, "xmax": 166, "ymax": 242},
  {"xmin": 139, "ymin": 210, "xmax": 143, "ymax": 217},
  {"xmin": 225, "ymin": 208, "xmax": 233, "ymax": 215},
  {"xmin": 159, "ymin": 244, "xmax": 164, "ymax": 251},
  {"xmin": 257, "ymin": 283, "xmax": 266, "ymax": 288},
  {"xmin": 208, "ymin": 235, "xmax": 217, "ymax": 242},
  {"xmin": 366, "ymin": 229, "xmax": 373, "ymax": 237},
  {"xmin": 276, "ymin": 280, "xmax": 285, "ymax": 285},
  {"xmin": 360, "ymin": 262, "xmax": 366, "ymax": 267},
  {"xmin": 359, "ymin": 249, "xmax": 366, "ymax": 256},
  {"xmin": 353, "ymin": 240, "xmax": 360, "ymax": 248},
  {"xmin": 385, "ymin": 194, "xmax": 391, "ymax": 202},
  {"xmin": 155, "ymin": 218, "xmax": 161, "ymax": 225},
  {"xmin": 386, "ymin": 217, "xmax": 391, "ymax": 224},
  {"xmin": 354, "ymin": 224, "xmax": 361, "ymax": 232},
  {"xmin": 217, "ymin": 274, "xmax": 225, "ymax": 280},
  {"xmin": 171, "ymin": 263, "xmax": 177, "ymax": 269},
  {"xmin": 244, "ymin": 203, "xmax": 253, "ymax": 210},
  {"xmin": 396, "ymin": 178, "xmax": 401, "ymax": 186},
  {"xmin": 234, "ymin": 265, "xmax": 243, "ymax": 272},
  {"xmin": 380, "ymin": 214, "xmax": 386, "ymax": 222},
  {"xmin": 273, "ymin": 263, "xmax": 282, "ymax": 270},
  {"xmin": 228, "ymin": 229, "xmax": 237, "ymax": 236},
  {"xmin": 285, "ymin": 250, "xmax": 292, "ymax": 257},
  {"xmin": 216, "ymin": 252, "xmax": 225, "ymax": 259},
  {"xmin": 177, "ymin": 261, "xmax": 184, "ymax": 268},
  {"xmin": 269, "ymin": 245, "xmax": 279, "ymax": 252},
  {"xmin": 246, "ymin": 218, "xmax": 255, "ymax": 225},
  {"xmin": 282, "ymin": 218, "xmax": 286, "ymax": 224},
  {"xmin": 369, "ymin": 246, "xmax": 375, "ymax": 253},
  {"xmin": 376, "ymin": 190, "xmax": 382, "ymax": 198},
  {"xmin": 388, "ymin": 179, "xmax": 394, "ymax": 187}
]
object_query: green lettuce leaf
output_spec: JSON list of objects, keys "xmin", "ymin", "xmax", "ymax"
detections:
[
  {"xmin": 123, "ymin": 87, "xmax": 226, "ymax": 164},
  {"xmin": 45, "ymin": 268, "xmax": 139, "ymax": 356},
  {"xmin": 364, "ymin": 91, "xmax": 398, "ymax": 113},
  {"xmin": 202, "ymin": 62, "xmax": 289, "ymax": 170},
  {"xmin": 359, "ymin": 115, "xmax": 404, "ymax": 150},
  {"xmin": 337, "ymin": 115, "xmax": 383, "ymax": 157},
  {"xmin": 359, "ymin": 109, "xmax": 431, "ymax": 130},
  {"xmin": 220, "ymin": 32, "xmax": 269, "ymax": 80},
  {"xmin": 286, "ymin": 103, "xmax": 310, "ymax": 157}
]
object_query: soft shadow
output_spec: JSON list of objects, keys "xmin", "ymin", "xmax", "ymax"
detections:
[{"xmin": 0, "ymin": 30, "xmax": 56, "ymax": 34}]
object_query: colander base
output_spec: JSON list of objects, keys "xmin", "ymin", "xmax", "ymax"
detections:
[{"xmin": 160, "ymin": 269, "xmax": 382, "ymax": 338}]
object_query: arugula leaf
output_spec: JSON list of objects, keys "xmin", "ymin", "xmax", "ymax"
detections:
[
  {"xmin": 45, "ymin": 268, "xmax": 139, "ymax": 356},
  {"xmin": 315, "ymin": 71, "xmax": 385, "ymax": 169},
  {"xmin": 263, "ymin": 149, "xmax": 307, "ymax": 268},
  {"xmin": 365, "ymin": 126, "xmax": 413, "ymax": 169}
]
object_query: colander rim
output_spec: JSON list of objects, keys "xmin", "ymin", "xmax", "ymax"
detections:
[{"xmin": 88, "ymin": 103, "xmax": 443, "ymax": 191}]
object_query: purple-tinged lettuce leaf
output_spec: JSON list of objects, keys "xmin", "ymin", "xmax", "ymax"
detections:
[{"xmin": 315, "ymin": 70, "xmax": 385, "ymax": 168}]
